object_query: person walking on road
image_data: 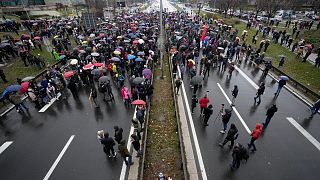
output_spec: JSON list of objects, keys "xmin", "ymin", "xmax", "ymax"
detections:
[
  {"xmin": 9, "ymin": 93, "xmax": 28, "ymax": 113},
  {"xmin": 231, "ymin": 85, "xmax": 238, "ymax": 106},
  {"xmin": 118, "ymin": 140, "xmax": 134, "ymax": 166},
  {"xmin": 199, "ymin": 94, "xmax": 210, "ymax": 116},
  {"xmin": 309, "ymin": 98, "xmax": 320, "ymax": 118},
  {"xmin": 89, "ymin": 87, "xmax": 99, "ymax": 108},
  {"xmin": 231, "ymin": 143, "xmax": 248, "ymax": 170},
  {"xmin": 274, "ymin": 79, "xmax": 286, "ymax": 97},
  {"xmin": 254, "ymin": 82, "xmax": 265, "ymax": 105},
  {"xmin": 67, "ymin": 80, "xmax": 78, "ymax": 98},
  {"xmin": 263, "ymin": 104, "xmax": 278, "ymax": 129},
  {"xmin": 131, "ymin": 134, "xmax": 142, "ymax": 157},
  {"xmin": 114, "ymin": 126, "xmax": 123, "ymax": 144},
  {"xmin": 191, "ymin": 94, "xmax": 198, "ymax": 114},
  {"xmin": 98, "ymin": 131, "xmax": 117, "ymax": 158},
  {"xmin": 248, "ymin": 123, "xmax": 263, "ymax": 152},
  {"xmin": 219, "ymin": 123, "xmax": 238, "ymax": 148},
  {"xmin": 175, "ymin": 78, "xmax": 182, "ymax": 95},
  {"xmin": 220, "ymin": 108, "xmax": 232, "ymax": 134},
  {"xmin": 203, "ymin": 104, "xmax": 213, "ymax": 126}
]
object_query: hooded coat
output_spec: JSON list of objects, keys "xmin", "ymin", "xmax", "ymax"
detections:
[
  {"xmin": 226, "ymin": 124, "xmax": 238, "ymax": 140},
  {"xmin": 118, "ymin": 140, "xmax": 130, "ymax": 157},
  {"xmin": 251, "ymin": 123, "xmax": 262, "ymax": 139}
]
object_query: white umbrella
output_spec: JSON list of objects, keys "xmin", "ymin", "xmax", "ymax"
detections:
[
  {"xmin": 70, "ymin": 59, "xmax": 78, "ymax": 65},
  {"xmin": 138, "ymin": 39, "xmax": 145, "ymax": 44},
  {"xmin": 89, "ymin": 33, "xmax": 95, "ymax": 38},
  {"xmin": 91, "ymin": 52, "xmax": 100, "ymax": 57}
]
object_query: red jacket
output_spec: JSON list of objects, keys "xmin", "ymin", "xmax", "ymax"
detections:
[
  {"xmin": 251, "ymin": 123, "xmax": 262, "ymax": 139},
  {"xmin": 199, "ymin": 97, "xmax": 209, "ymax": 108}
]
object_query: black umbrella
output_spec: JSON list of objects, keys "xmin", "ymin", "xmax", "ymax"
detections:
[{"xmin": 190, "ymin": 75, "xmax": 203, "ymax": 85}]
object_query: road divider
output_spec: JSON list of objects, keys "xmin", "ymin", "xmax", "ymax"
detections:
[
  {"xmin": 217, "ymin": 83, "xmax": 251, "ymax": 134},
  {"xmin": 43, "ymin": 135, "xmax": 75, "ymax": 180},
  {"xmin": 286, "ymin": 117, "xmax": 320, "ymax": 151},
  {"xmin": 0, "ymin": 141, "xmax": 13, "ymax": 155}
]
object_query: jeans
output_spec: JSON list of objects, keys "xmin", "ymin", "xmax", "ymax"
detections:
[
  {"xmin": 248, "ymin": 137, "xmax": 257, "ymax": 151},
  {"xmin": 311, "ymin": 107, "xmax": 320, "ymax": 117},
  {"xmin": 222, "ymin": 122, "xmax": 227, "ymax": 131},
  {"xmin": 264, "ymin": 116, "xmax": 272, "ymax": 127},
  {"xmin": 254, "ymin": 94, "xmax": 261, "ymax": 104},
  {"xmin": 275, "ymin": 86, "xmax": 282, "ymax": 96},
  {"xmin": 123, "ymin": 155, "xmax": 133, "ymax": 165},
  {"xmin": 15, "ymin": 102, "xmax": 28, "ymax": 111},
  {"xmin": 232, "ymin": 155, "xmax": 240, "ymax": 169}
]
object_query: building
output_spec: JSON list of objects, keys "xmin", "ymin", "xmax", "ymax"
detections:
[{"xmin": 1, "ymin": 0, "xmax": 45, "ymax": 6}]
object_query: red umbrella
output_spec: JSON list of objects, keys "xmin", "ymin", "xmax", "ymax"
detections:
[
  {"xmin": 64, "ymin": 71, "xmax": 74, "ymax": 78},
  {"xmin": 33, "ymin": 36, "xmax": 41, "ymax": 40},
  {"xmin": 83, "ymin": 64, "xmax": 94, "ymax": 70},
  {"xmin": 20, "ymin": 82, "xmax": 29, "ymax": 93},
  {"xmin": 131, "ymin": 99, "xmax": 146, "ymax": 105},
  {"xmin": 130, "ymin": 23, "xmax": 136, "ymax": 27},
  {"xmin": 94, "ymin": 63, "xmax": 104, "ymax": 67},
  {"xmin": 305, "ymin": 44, "xmax": 313, "ymax": 49},
  {"xmin": 133, "ymin": 40, "xmax": 139, "ymax": 44},
  {"xmin": 99, "ymin": 33, "xmax": 106, "ymax": 37}
]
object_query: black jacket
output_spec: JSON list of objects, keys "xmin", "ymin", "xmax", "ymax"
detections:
[
  {"xmin": 266, "ymin": 106, "xmax": 278, "ymax": 118},
  {"xmin": 204, "ymin": 107, "xmax": 213, "ymax": 118},
  {"xmin": 257, "ymin": 85, "xmax": 265, "ymax": 95},
  {"xmin": 101, "ymin": 137, "xmax": 115, "ymax": 148},
  {"xmin": 226, "ymin": 126, "xmax": 238, "ymax": 140}
]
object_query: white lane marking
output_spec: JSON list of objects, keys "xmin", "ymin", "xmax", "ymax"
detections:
[
  {"xmin": 287, "ymin": 117, "xmax": 320, "ymax": 151},
  {"xmin": 179, "ymin": 68, "xmax": 208, "ymax": 180},
  {"xmin": 217, "ymin": 83, "xmax": 252, "ymax": 134},
  {"xmin": 119, "ymin": 124, "xmax": 135, "ymax": 180},
  {"xmin": 232, "ymin": 64, "xmax": 259, "ymax": 89},
  {"xmin": 0, "ymin": 141, "xmax": 13, "ymax": 154},
  {"xmin": 0, "ymin": 96, "xmax": 28, "ymax": 117},
  {"xmin": 43, "ymin": 135, "xmax": 75, "ymax": 180},
  {"xmin": 39, "ymin": 93, "xmax": 61, "ymax": 113}
]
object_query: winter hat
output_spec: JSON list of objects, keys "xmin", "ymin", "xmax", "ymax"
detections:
[{"xmin": 208, "ymin": 104, "xmax": 213, "ymax": 108}]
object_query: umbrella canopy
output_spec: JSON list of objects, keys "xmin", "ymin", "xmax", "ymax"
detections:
[
  {"xmin": 99, "ymin": 76, "xmax": 110, "ymax": 83},
  {"xmin": 133, "ymin": 77, "xmax": 144, "ymax": 85},
  {"xmin": 137, "ymin": 51, "xmax": 145, "ymax": 56},
  {"xmin": 142, "ymin": 68, "xmax": 152, "ymax": 79},
  {"xmin": 114, "ymin": 50, "xmax": 121, "ymax": 55},
  {"xmin": 33, "ymin": 36, "xmax": 41, "ymax": 40},
  {"xmin": 280, "ymin": 76, "xmax": 289, "ymax": 81},
  {"xmin": 91, "ymin": 69, "xmax": 101, "ymax": 75},
  {"xmin": 190, "ymin": 75, "xmax": 203, "ymax": 85},
  {"xmin": 22, "ymin": 76, "xmax": 35, "ymax": 82},
  {"xmin": 64, "ymin": 71, "xmax": 75, "ymax": 78},
  {"xmin": 217, "ymin": 47, "xmax": 224, "ymax": 50},
  {"xmin": 91, "ymin": 52, "xmax": 100, "ymax": 57},
  {"xmin": 111, "ymin": 57, "xmax": 120, "ymax": 61},
  {"xmin": 70, "ymin": 59, "xmax": 78, "ymax": 65},
  {"xmin": 138, "ymin": 39, "xmax": 145, "ymax": 44},
  {"xmin": 79, "ymin": 50, "xmax": 86, "ymax": 53},
  {"xmin": 188, "ymin": 59, "xmax": 195, "ymax": 65},
  {"xmin": 6, "ymin": 85, "xmax": 22, "ymax": 93},
  {"xmin": 20, "ymin": 82, "xmax": 29, "ymax": 93},
  {"xmin": 135, "ymin": 57, "xmax": 144, "ymax": 62},
  {"xmin": 83, "ymin": 64, "xmax": 94, "ymax": 70},
  {"xmin": 94, "ymin": 63, "xmax": 104, "ymax": 67},
  {"xmin": 133, "ymin": 40, "xmax": 139, "ymax": 44},
  {"xmin": 131, "ymin": 99, "xmax": 146, "ymax": 105},
  {"xmin": 128, "ymin": 54, "xmax": 136, "ymax": 60},
  {"xmin": 305, "ymin": 44, "xmax": 313, "ymax": 49}
]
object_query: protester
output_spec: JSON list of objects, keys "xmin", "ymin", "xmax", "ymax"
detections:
[
  {"xmin": 175, "ymin": 78, "xmax": 182, "ymax": 95},
  {"xmin": 219, "ymin": 123, "xmax": 238, "ymax": 148},
  {"xmin": 98, "ymin": 131, "xmax": 116, "ymax": 158},
  {"xmin": 203, "ymin": 104, "xmax": 213, "ymax": 126},
  {"xmin": 248, "ymin": 123, "xmax": 263, "ymax": 152},
  {"xmin": 131, "ymin": 134, "xmax": 142, "ymax": 157},
  {"xmin": 118, "ymin": 140, "xmax": 134, "ymax": 166},
  {"xmin": 199, "ymin": 94, "xmax": 210, "ymax": 115},
  {"xmin": 263, "ymin": 104, "xmax": 278, "ymax": 128},
  {"xmin": 114, "ymin": 126, "xmax": 123, "ymax": 144},
  {"xmin": 220, "ymin": 108, "xmax": 232, "ymax": 134},
  {"xmin": 254, "ymin": 82, "xmax": 265, "ymax": 105},
  {"xmin": 309, "ymin": 98, "xmax": 320, "ymax": 118},
  {"xmin": 274, "ymin": 79, "xmax": 286, "ymax": 97},
  {"xmin": 231, "ymin": 85, "xmax": 238, "ymax": 106}
]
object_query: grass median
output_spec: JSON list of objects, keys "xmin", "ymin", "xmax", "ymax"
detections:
[{"xmin": 143, "ymin": 53, "xmax": 183, "ymax": 179}]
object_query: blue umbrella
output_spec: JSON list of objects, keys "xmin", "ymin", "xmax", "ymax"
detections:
[
  {"xmin": 128, "ymin": 54, "xmax": 136, "ymax": 60},
  {"xmin": 2, "ymin": 89, "xmax": 8, "ymax": 97},
  {"xmin": 280, "ymin": 76, "xmax": 289, "ymax": 81},
  {"xmin": 139, "ymin": 26, "xmax": 146, "ymax": 29},
  {"xmin": 135, "ymin": 57, "xmax": 144, "ymax": 62},
  {"xmin": 6, "ymin": 85, "xmax": 22, "ymax": 93},
  {"xmin": 137, "ymin": 51, "xmax": 145, "ymax": 56},
  {"xmin": 111, "ymin": 57, "xmax": 120, "ymax": 62}
]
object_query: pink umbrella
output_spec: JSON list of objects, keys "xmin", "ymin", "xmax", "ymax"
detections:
[
  {"xmin": 20, "ymin": 82, "xmax": 29, "ymax": 93},
  {"xmin": 131, "ymin": 99, "xmax": 146, "ymax": 105},
  {"xmin": 99, "ymin": 33, "xmax": 106, "ymax": 37},
  {"xmin": 142, "ymin": 68, "xmax": 152, "ymax": 79},
  {"xmin": 133, "ymin": 40, "xmax": 139, "ymax": 44},
  {"xmin": 33, "ymin": 36, "xmax": 41, "ymax": 40},
  {"xmin": 83, "ymin": 64, "xmax": 94, "ymax": 70},
  {"xmin": 94, "ymin": 63, "xmax": 104, "ymax": 67},
  {"xmin": 64, "ymin": 71, "xmax": 75, "ymax": 78}
]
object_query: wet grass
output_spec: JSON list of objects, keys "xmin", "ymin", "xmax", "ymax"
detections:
[{"xmin": 143, "ymin": 53, "xmax": 183, "ymax": 179}]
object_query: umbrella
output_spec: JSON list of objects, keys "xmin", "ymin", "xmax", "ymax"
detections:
[
  {"xmin": 79, "ymin": 50, "xmax": 86, "ymax": 53},
  {"xmin": 6, "ymin": 85, "xmax": 22, "ymax": 93},
  {"xmin": 117, "ymin": 36, "xmax": 123, "ymax": 39},
  {"xmin": 131, "ymin": 99, "xmax": 146, "ymax": 105},
  {"xmin": 133, "ymin": 40, "xmax": 139, "ymax": 44},
  {"xmin": 190, "ymin": 75, "xmax": 203, "ymax": 85},
  {"xmin": 89, "ymin": 33, "xmax": 96, "ymax": 38},
  {"xmin": 217, "ymin": 47, "xmax": 224, "ymax": 51},
  {"xmin": 81, "ymin": 41, "xmax": 88, "ymax": 44},
  {"xmin": 64, "ymin": 71, "xmax": 75, "ymax": 78},
  {"xmin": 135, "ymin": 57, "xmax": 144, "ymax": 62},
  {"xmin": 142, "ymin": 68, "xmax": 152, "ymax": 78},
  {"xmin": 83, "ymin": 64, "xmax": 94, "ymax": 70},
  {"xmin": 124, "ymin": 39, "xmax": 131, "ymax": 43},
  {"xmin": 280, "ymin": 76, "xmax": 289, "ymax": 81},
  {"xmin": 99, "ymin": 76, "xmax": 110, "ymax": 83},
  {"xmin": 15, "ymin": 41, "xmax": 23, "ymax": 46},
  {"xmin": 77, "ymin": 35, "xmax": 84, "ymax": 39},
  {"xmin": 22, "ymin": 76, "xmax": 35, "ymax": 82},
  {"xmin": 91, "ymin": 52, "xmax": 100, "ymax": 56},
  {"xmin": 114, "ymin": 50, "xmax": 121, "ymax": 55},
  {"xmin": 99, "ymin": 33, "xmax": 106, "ymax": 37},
  {"xmin": 305, "ymin": 44, "xmax": 313, "ymax": 49},
  {"xmin": 94, "ymin": 63, "xmax": 104, "ymax": 67},
  {"xmin": 133, "ymin": 77, "xmax": 144, "ymax": 85},
  {"xmin": 111, "ymin": 57, "xmax": 120, "ymax": 61},
  {"xmin": 20, "ymin": 82, "xmax": 29, "ymax": 93},
  {"xmin": 91, "ymin": 69, "xmax": 101, "ymax": 75},
  {"xmin": 149, "ymin": 50, "xmax": 155, "ymax": 56},
  {"xmin": 137, "ymin": 51, "xmax": 145, "ymax": 56},
  {"xmin": 58, "ymin": 55, "xmax": 66, "ymax": 60},
  {"xmin": 128, "ymin": 54, "xmax": 136, "ymax": 60},
  {"xmin": 1, "ymin": 90, "xmax": 8, "ymax": 97},
  {"xmin": 33, "ymin": 36, "xmax": 41, "ymax": 40},
  {"xmin": 188, "ymin": 59, "xmax": 195, "ymax": 65},
  {"xmin": 70, "ymin": 59, "xmax": 78, "ymax": 65},
  {"xmin": 138, "ymin": 39, "xmax": 145, "ymax": 44}
]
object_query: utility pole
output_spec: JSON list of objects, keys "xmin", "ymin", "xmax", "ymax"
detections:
[{"xmin": 160, "ymin": 0, "xmax": 164, "ymax": 79}]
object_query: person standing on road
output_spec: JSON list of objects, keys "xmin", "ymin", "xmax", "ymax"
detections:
[
  {"xmin": 9, "ymin": 93, "xmax": 28, "ymax": 113},
  {"xmin": 132, "ymin": 117, "xmax": 142, "ymax": 140},
  {"xmin": 254, "ymin": 82, "xmax": 265, "ymax": 105},
  {"xmin": 89, "ymin": 87, "xmax": 99, "ymax": 108},
  {"xmin": 131, "ymin": 134, "xmax": 142, "ymax": 157},
  {"xmin": 199, "ymin": 94, "xmax": 210, "ymax": 115},
  {"xmin": 219, "ymin": 123, "xmax": 238, "ymax": 149},
  {"xmin": 67, "ymin": 80, "xmax": 78, "ymax": 98},
  {"xmin": 98, "ymin": 131, "xmax": 117, "ymax": 158},
  {"xmin": 220, "ymin": 108, "xmax": 232, "ymax": 134},
  {"xmin": 114, "ymin": 126, "xmax": 123, "ymax": 144},
  {"xmin": 248, "ymin": 123, "xmax": 263, "ymax": 152},
  {"xmin": 231, "ymin": 85, "xmax": 238, "ymax": 106},
  {"xmin": 203, "ymin": 104, "xmax": 213, "ymax": 126},
  {"xmin": 191, "ymin": 94, "xmax": 198, "ymax": 114},
  {"xmin": 274, "ymin": 79, "xmax": 286, "ymax": 97},
  {"xmin": 263, "ymin": 104, "xmax": 278, "ymax": 129},
  {"xmin": 118, "ymin": 140, "xmax": 134, "ymax": 166},
  {"xmin": 231, "ymin": 143, "xmax": 248, "ymax": 170},
  {"xmin": 309, "ymin": 98, "xmax": 320, "ymax": 118},
  {"xmin": 175, "ymin": 78, "xmax": 182, "ymax": 95}
]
